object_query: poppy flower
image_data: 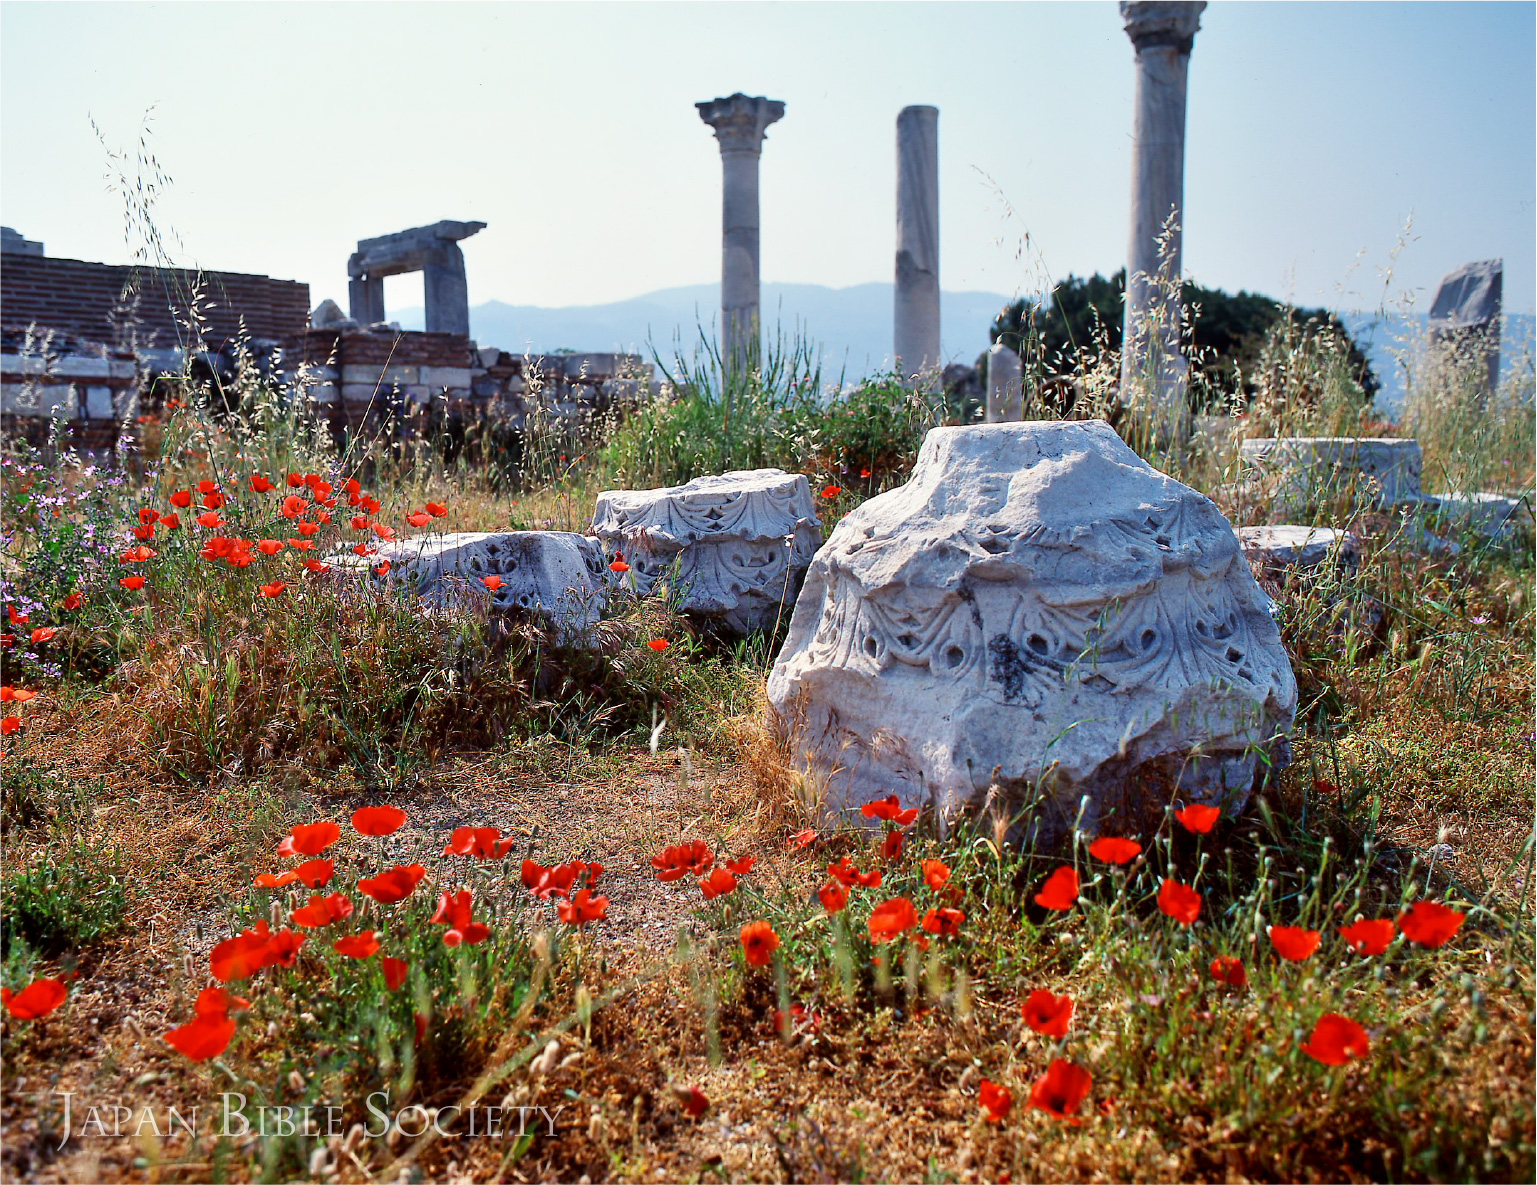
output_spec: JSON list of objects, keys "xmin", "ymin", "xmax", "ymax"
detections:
[
  {"xmin": 201, "ymin": 492, "xmax": 225, "ymax": 510},
  {"xmin": 358, "ymin": 863, "xmax": 428, "ymax": 905},
  {"xmin": 170, "ymin": 489, "xmax": 193, "ymax": 508},
  {"xmin": 293, "ymin": 858, "xmax": 334, "ymax": 888},
  {"xmin": 978, "ymin": 1079, "xmax": 1012, "ymax": 1122},
  {"xmin": 0, "ymin": 687, "xmax": 36, "ymax": 703},
  {"xmin": 197, "ymin": 480, "xmax": 220, "ymax": 495},
  {"xmin": 1209, "ymin": 955, "xmax": 1248, "ymax": 987},
  {"xmin": 253, "ymin": 870, "xmax": 300, "ymax": 889},
  {"xmin": 361, "ymin": 495, "xmax": 381, "ymax": 514},
  {"xmin": 302, "ymin": 560, "xmax": 330, "ymax": 574},
  {"xmin": 282, "ymin": 472, "xmax": 303, "ymax": 488},
  {"xmin": 556, "ymin": 887, "xmax": 610, "ymax": 926},
  {"xmin": 725, "ymin": 855, "xmax": 755, "ymax": 875},
  {"xmin": 4, "ymin": 605, "xmax": 26, "ymax": 625},
  {"xmin": 609, "ymin": 559, "xmax": 630, "ymax": 573},
  {"xmin": 827, "ymin": 857, "xmax": 858, "ymax": 886},
  {"xmin": 333, "ymin": 932, "xmax": 382, "ymax": 959},
  {"xmin": 648, "ymin": 638, "xmax": 668, "ymax": 652},
  {"xmin": 482, "ymin": 575, "xmax": 505, "ymax": 591},
  {"xmin": 1269, "ymin": 925, "xmax": 1321, "ymax": 961},
  {"xmin": 1, "ymin": 715, "xmax": 21, "ymax": 736},
  {"xmin": 1157, "ymin": 878, "xmax": 1201, "ymax": 925},
  {"xmin": 210, "ymin": 924, "xmax": 275, "ymax": 980},
  {"xmin": 697, "ymin": 868, "xmax": 738, "ymax": 900},
  {"xmin": 315, "ymin": 510, "xmax": 332, "ymax": 524},
  {"xmin": 820, "ymin": 484, "xmax": 842, "ymax": 499},
  {"xmin": 1, "ymin": 977, "xmax": 68, "ymax": 1020},
  {"xmin": 788, "ymin": 828, "xmax": 817, "ymax": 850},
  {"xmin": 861, "ymin": 794, "xmax": 919, "ymax": 826},
  {"xmin": 266, "ymin": 928, "xmax": 305, "ymax": 967},
  {"xmin": 61, "ymin": 591, "xmax": 83, "ymax": 611},
  {"xmin": 860, "ymin": 467, "xmax": 872, "ymax": 479},
  {"xmin": 443, "ymin": 826, "xmax": 515, "ymax": 859},
  {"xmin": 651, "ymin": 840, "xmax": 714, "ymax": 881},
  {"xmin": 287, "ymin": 539, "xmax": 315, "ymax": 551},
  {"xmin": 281, "ymin": 495, "xmax": 309, "ymax": 518},
  {"xmin": 259, "ymin": 582, "xmax": 287, "ymax": 598},
  {"xmin": 352, "ymin": 804, "xmax": 407, "ymax": 836},
  {"xmin": 430, "ymin": 890, "xmax": 491, "ymax": 946},
  {"xmin": 371, "ymin": 523, "xmax": 395, "ymax": 540},
  {"xmin": 868, "ymin": 896, "xmax": 918, "ymax": 942},
  {"xmin": 1089, "ymin": 836, "xmax": 1142, "ymax": 864},
  {"xmin": 880, "ymin": 830, "xmax": 904, "ymax": 862},
  {"xmin": 1340, "ymin": 918, "xmax": 1396, "ymax": 956},
  {"xmin": 195, "ymin": 512, "xmax": 224, "ymax": 530},
  {"xmin": 681, "ymin": 1086, "xmax": 710, "ymax": 1117},
  {"xmin": 922, "ymin": 858, "xmax": 951, "ymax": 890},
  {"xmin": 1314, "ymin": 778, "xmax": 1340, "ymax": 795},
  {"xmin": 164, "ymin": 1012, "xmax": 235, "ymax": 1062},
  {"xmin": 295, "ymin": 521, "xmax": 320, "ymax": 537},
  {"xmin": 374, "ymin": 561, "xmax": 391, "ymax": 576},
  {"xmin": 291, "ymin": 893, "xmax": 355, "ymax": 928},
  {"xmin": 425, "ymin": 502, "xmax": 447, "ymax": 517},
  {"xmin": 921, "ymin": 906, "xmax": 965, "ymax": 937},
  {"xmin": 256, "ymin": 539, "xmax": 284, "ymax": 556},
  {"xmin": 521, "ymin": 860, "xmax": 584, "ymax": 899},
  {"xmin": 740, "ymin": 920, "xmax": 780, "ymax": 966},
  {"xmin": 278, "ymin": 821, "xmax": 341, "ymax": 857},
  {"xmin": 249, "ymin": 474, "xmax": 274, "ymax": 493},
  {"xmin": 1028, "ymin": 1059, "xmax": 1093, "ymax": 1123},
  {"xmin": 1301, "ymin": 1012, "xmax": 1370, "ymax": 1065},
  {"xmin": 1175, "ymin": 803, "xmax": 1221, "ymax": 834},
  {"xmin": 158, "ymin": 513, "xmax": 181, "ymax": 530},
  {"xmin": 351, "ymin": 515, "xmax": 372, "ymax": 532},
  {"xmin": 353, "ymin": 543, "xmax": 376, "ymax": 556},
  {"xmin": 382, "ymin": 957, "xmax": 409, "ymax": 991},
  {"xmin": 1022, "ymin": 989, "xmax": 1075, "ymax": 1037},
  {"xmin": 406, "ymin": 511, "xmax": 431, "ymax": 528},
  {"xmin": 818, "ymin": 879, "xmax": 848, "ymax": 913},
  {"xmin": 194, "ymin": 986, "xmax": 251, "ymax": 1019},
  {"xmin": 138, "ymin": 507, "xmax": 160, "ymax": 525},
  {"xmin": 1398, "ymin": 900, "xmax": 1465, "ymax": 948},
  {"xmin": 302, "ymin": 473, "xmax": 323, "ymax": 490},
  {"xmin": 1035, "ymin": 866, "xmax": 1080, "ymax": 911},
  {"xmin": 30, "ymin": 627, "xmax": 57, "ymax": 646}
]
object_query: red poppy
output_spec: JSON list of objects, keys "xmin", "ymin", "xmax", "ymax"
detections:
[
  {"xmin": 302, "ymin": 560, "xmax": 330, "ymax": 574},
  {"xmin": 725, "ymin": 855, "xmax": 755, "ymax": 875},
  {"xmin": 278, "ymin": 821, "xmax": 341, "ymax": 857},
  {"xmin": 556, "ymin": 887, "xmax": 610, "ymax": 926},
  {"xmin": 1398, "ymin": 900, "xmax": 1465, "ymax": 948},
  {"xmin": 818, "ymin": 879, "xmax": 848, "ymax": 913},
  {"xmin": 1035, "ymin": 866, "xmax": 1080, "ymax": 911},
  {"xmin": 1209, "ymin": 955, "xmax": 1248, "ymax": 987},
  {"xmin": 138, "ymin": 507, "xmax": 159, "ymax": 525},
  {"xmin": 353, "ymin": 543, "xmax": 376, "ymax": 556},
  {"xmin": 648, "ymin": 638, "xmax": 669, "ymax": 652},
  {"xmin": 1, "ymin": 715, "xmax": 21, "ymax": 736},
  {"xmin": 1301, "ymin": 1012, "xmax": 1370, "ymax": 1065},
  {"xmin": 333, "ymin": 932, "xmax": 382, "ymax": 959},
  {"xmin": 29, "ymin": 627, "xmax": 57, "ymax": 646},
  {"xmin": 979, "ymin": 1079, "xmax": 1012, "ymax": 1122},
  {"xmin": 1157, "ymin": 878, "xmax": 1201, "ymax": 926},
  {"xmin": 788, "ymin": 828, "xmax": 817, "ymax": 850},
  {"xmin": 196, "ymin": 513, "xmax": 225, "ymax": 530},
  {"xmin": 406, "ymin": 511, "xmax": 431, "ymax": 528},
  {"xmin": 1175, "ymin": 803, "xmax": 1221, "ymax": 834},
  {"xmin": 170, "ymin": 489, "xmax": 192, "ymax": 508},
  {"xmin": 867, "ymin": 896, "xmax": 918, "ymax": 942},
  {"xmin": 425, "ymin": 502, "xmax": 447, "ymax": 517},
  {"xmin": 0, "ymin": 687, "xmax": 36, "ymax": 703},
  {"xmin": 443, "ymin": 826, "xmax": 515, "ymax": 859},
  {"xmin": 283, "ymin": 473, "xmax": 304, "ymax": 488},
  {"xmin": 292, "ymin": 858, "xmax": 333, "ymax": 888},
  {"xmin": 1028, "ymin": 1059, "xmax": 1093, "ymax": 1123},
  {"xmin": 259, "ymin": 582, "xmax": 287, "ymax": 598},
  {"xmin": 740, "ymin": 920, "xmax": 780, "ymax": 966},
  {"xmin": 352, "ymin": 804, "xmax": 407, "ymax": 836},
  {"xmin": 482, "ymin": 575, "xmax": 505, "ymax": 591},
  {"xmin": 880, "ymin": 830, "xmax": 904, "ymax": 861},
  {"xmin": 382, "ymin": 957, "xmax": 409, "ymax": 990},
  {"xmin": 256, "ymin": 539, "xmax": 284, "ymax": 556},
  {"xmin": 61, "ymin": 591, "xmax": 83, "ymax": 611},
  {"xmin": 266, "ymin": 928, "xmax": 305, "ymax": 967},
  {"xmin": 609, "ymin": 559, "xmax": 630, "ymax": 573},
  {"xmin": 164, "ymin": 1012, "xmax": 235, "ymax": 1062},
  {"xmin": 1022, "ymin": 989, "xmax": 1075, "ymax": 1037},
  {"xmin": 522, "ymin": 860, "xmax": 600, "ymax": 899},
  {"xmin": 1, "ymin": 977, "xmax": 68, "ymax": 1020},
  {"xmin": 254, "ymin": 870, "xmax": 300, "ymax": 889},
  {"xmin": 921, "ymin": 858, "xmax": 951, "ymax": 890},
  {"xmin": 294, "ymin": 521, "xmax": 320, "ymax": 537},
  {"xmin": 351, "ymin": 515, "xmax": 372, "ymax": 531},
  {"xmin": 921, "ymin": 906, "xmax": 965, "ymax": 937},
  {"xmin": 681, "ymin": 1086, "xmax": 710, "ymax": 1117},
  {"xmin": 250, "ymin": 474, "xmax": 274, "ymax": 493},
  {"xmin": 159, "ymin": 513, "xmax": 181, "ymax": 530},
  {"xmin": 358, "ymin": 863, "xmax": 427, "ymax": 905},
  {"xmin": 287, "ymin": 539, "xmax": 315, "ymax": 551},
  {"xmin": 430, "ymin": 890, "xmax": 491, "ymax": 946},
  {"xmin": 4, "ymin": 605, "xmax": 26, "ymax": 625},
  {"xmin": 194, "ymin": 986, "xmax": 251, "ymax": 1019},
  {"xmin": 361, "ymin": 495, "xmax": 382, "ymax": 515},
  {"xmin": 1314, "ymin": 778, "xmax": 1340, "ymax": 795},
  {"xmin": 860, "ymin": 468, "xmax": 872, "ymax": 479},
  {"xmin": 861, "ymin": 794, "xmax": 920, "ymax": 826},
  {"xmin": 202, "ymin": 492, "xmax": 225, "ymax": 510},
  {"xmin": 1089, "ymin": 836, "xmax": 1142, "ymax": 864},
  {"xmin": 197, "ymin": 480, "xmax": 220, "ymax": 496},
  {"xmin": 651, "ymin": 840, "xmax": 714, "ymax": 881},
  {"xmin": 697, "ymin": 868, "xmax": 738, "ymax": 900},
  {"xmin": 1340, "ymin": 918, "xmax": 1396, "ymax": 956},
  {"xmin": 132, "ymin": 522, "xmax": 155, "ymax": 541},
  {"xmin": 290, "ymin": 893, "xmax": 354, "ymax": 929},
  {"xmin": 1269, "ymin": 925, "xmax": 1321, "ymax": 961},
  {"xmin": 820, "ymin": 484, "xmax": 842, "ymax": 499},
  {"xmin": 374, "ymin": 560, "xmax": 391, "ymax": 576},
  {"xmin": 210, "ymin": 923, "xmax": 275, "ymax": 980},
  {"xmin": 281, "ymin": 495, "xmax": 309, "ymax": 519},
  {"xmin": 371, "ymin": 523, "xmax": 395, "ymax": 540}
]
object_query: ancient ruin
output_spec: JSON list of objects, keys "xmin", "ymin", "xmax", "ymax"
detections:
[
  {"xmin": 1239, "ymin": 436, "xmax": 1423, "ymax": 513},
  {"xmin": 894, "ymin": 105, "xmax": 941, "ymax": 379},
  {"xmin": 347, "ymin": 220, "xmax": 486, "ymax": 336},
  {"xmin": 1428, "ymin": 258, "xmax": 1503, "ymax": 394},
  {"xmin": 985, "ymin": 341, "xmax": 1022, "ymax": 422}
]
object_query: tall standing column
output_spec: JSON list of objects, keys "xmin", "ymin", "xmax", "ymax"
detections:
[
  {"xmin": 1119, "ymin": 1, "xmax": 1204, "ymax": 431},
  {"xmin": 697, "ymin": 94, "xmax": 786, "ymax": 370},
  {"xmin": 894, "ymin": 105, "xmax": 941, "ymax": 380}
]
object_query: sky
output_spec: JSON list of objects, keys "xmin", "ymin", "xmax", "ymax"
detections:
[{"xmin": 2, "ymin": 1, "xmax": 1533, "ymax": 319}]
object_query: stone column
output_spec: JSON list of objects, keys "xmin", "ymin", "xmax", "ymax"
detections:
[
  {"xmin": 423, "ymin": 244, "xmax": 471, "ymax": 336},
  {"xmin": 1119, "ymin": 1, "xmax": 1204, "ymax": 430},
  {"xmin": 347, "ymin": 269, "xmax": 385, "ymax": 326},
  {"xmin": 895, "ymin": 106, "xmax": 940, "ymax": 380},
  {"xmin": 985, "ymin": 342, "xmax": 1022, "ymax": 422},
  {"xmin": 697, "ymin": 94, "xmax": 785, "ymax": 370}
]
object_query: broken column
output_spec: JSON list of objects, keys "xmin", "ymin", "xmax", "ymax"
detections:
[
  {"xmin": 347, "ymin": 220, "xmax": 486, "ymax": 334},
  {"xmin": 1428, "ymin": 259, "xmax": 1503, "ymax": 395},
  {"xmin": 696, "ymin": 94, "xmax": 785, "ymax": 370},
  {"xmin": 894, "ymin": 105, "xmax": 941, "ymax": 380},
  {"xmin": 985, "ymin": 342, "xmax": 1022, "ymax": 422},
  {"xmin": 1119, "ymin": 1, "xmax": 1204, "ymax": 431}
]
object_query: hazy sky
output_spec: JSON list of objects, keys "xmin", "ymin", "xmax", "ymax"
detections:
[{"xmin": 2, "ymin": 1, "xmax": 1533, "ymax": 316}]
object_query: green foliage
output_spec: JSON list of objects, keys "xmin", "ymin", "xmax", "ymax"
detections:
[{"xmin": 2, "ymin": 833, "xmax": 128, "ymax": 956}]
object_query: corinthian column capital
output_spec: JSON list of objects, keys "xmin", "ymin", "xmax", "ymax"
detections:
[
  {"xmin": 1120, "ymin": 1, "xmax": 1205, "ymax": 54},
  {"xmin": 696, "ymin": 93, "xmax": 786, "ymax": 154}
]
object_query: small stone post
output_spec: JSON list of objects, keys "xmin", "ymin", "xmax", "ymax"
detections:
[
  {"xmin": 985, "ymin": 343, "xmax": 1022, "ymax": 422},
  {"xmin": 697, "ymin": 94, "xmax": 786, "ymax": 370},
  {"xmin": 1119, "ymin": 1, "xmax": 1204, "ymax": 432},
  {"xmin": 894, "ymin": 105, "xmax": 941, "ymax": 380},
  {"xmin": 1428, "ymin": 259, "xmax": 1503, "ymax": 396}
]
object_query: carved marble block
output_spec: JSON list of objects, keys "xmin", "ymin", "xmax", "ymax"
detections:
[
  {"xmin": 767, "ymin": 421, "xmax": 1297, "ymax": 842},
  {"xmin": 336, "ymin": 531, "xmax": 606, "ymax": 642},
  {"xmin": 1239, "ymin": 437, "xmax": 1422, "ymax": 512},
  {"xmin": 591, "ymin": 469, "xmax": 822, "ymax": 634},
  {"xmin": 1235, "ymin": 525, "xmax": 1358, "ymax": 572}
]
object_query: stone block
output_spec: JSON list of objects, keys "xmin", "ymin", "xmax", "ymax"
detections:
[
  {"xmin": 1421, "ymin": 491, "xmax": 1533, "ymax": 539},
  {"xmin": 768, "ymin": 421, "xmax": 1296, "ymax": 843},
  {"xmin": 1236, "ymin": 525, "xmax": 1357, "ymax": 571},
  {"xmin": 309, "ymin": 382, "xmax": 339, "ymax": 405},
  {"xmin": 419, "ymin": 366, "xmax": 473, "ymax": 389},
  {"xmin": 84, "ymin": 386, "xmax": 115, "ymax": 419},
  {"xmin": 1, "ymin": 382, "xmax": 75, "ymax": 417},
  {"xmin": 1239, "ymin": 437, "xmax": 1422, "ymax": 511}
]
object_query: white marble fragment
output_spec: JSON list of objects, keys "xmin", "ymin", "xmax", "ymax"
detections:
[{"xmin": 1239, "ymin": 437, "xmax": 1422, "ymax": 511}]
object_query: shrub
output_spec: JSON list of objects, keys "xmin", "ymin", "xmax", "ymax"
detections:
[{"xmin": 1, "ymin": 834, "xmax": 127, "ymax": 956}]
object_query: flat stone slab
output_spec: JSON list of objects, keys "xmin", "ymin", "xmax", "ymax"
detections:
[
  {"xmin": 1419, "ymin": 492, "xmax": 1532, "ymax": 539},
  {"xmin": 768, "ymin": 421, "xmax": 1297, "ymax": 844},
  {"xmin": 1239, "ymin": 437, "xmax": 1422, "ymax": 510},
  {"xmin": 335, "ymin": 531, "xmax": 606, "ymax": 642},
  {"xmin": 591, "ymin": 469, "xmax": 821, "ymax": 634},
  {"xmin": 1236, "ymin": 525, "xmax": 1357, "ymax": 570}
]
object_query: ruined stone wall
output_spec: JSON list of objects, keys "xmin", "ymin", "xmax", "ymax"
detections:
[{"xmin": 0, "ymin": 327, "xmax": 138, "ymax": 455}]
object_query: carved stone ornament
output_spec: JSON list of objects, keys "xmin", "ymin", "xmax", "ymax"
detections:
[
  {"xmin": 696, "ymin": 93, "xmax": 786, "ymax": 154},
  {"xmin": 334, "ymin": 531, "xmax": 607, "ymax": 643},
  {"xmin": 767, "ymin": 421, "xmax": 1297, "ymax": 842},
  {"xmin": 591, "ymin": 469, "xmax": 822, "ymax": 634}
]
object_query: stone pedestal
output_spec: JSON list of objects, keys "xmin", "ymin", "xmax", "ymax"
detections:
[
  {"xmin": 696, "ymin": 95, "xmax": 785, "ymax": 371},
  {"xmin": 894, "ymin": 105, "xmax": 940, "ymax": 379},
  {"xmin": 1119, "ymin": 2, "xmax": 1204, "ymax": 431},
  {"xmin": 592, "ymin": 469, "xmax": 820, "ymax": 634},
  {"xmin": 1428, "ymin": 259, "xmax": 1503, "ymax": 395},
  {"xmin": 768, "ymin": 421, "xmax": 1296, "ymax": 842},
  {"xmin": 985, "ymin": 343, "xmax": 1022, "ymax": 422},
  {"xmin": 1239, "ymin": 437, "xmax": 1422, "ymax": 512}
]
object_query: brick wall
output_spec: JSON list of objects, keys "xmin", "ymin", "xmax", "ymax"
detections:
[{"xmin": 0, "ymin": 255, "xmax": 309, "ymax": 348}]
